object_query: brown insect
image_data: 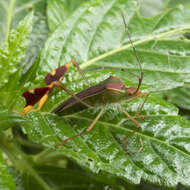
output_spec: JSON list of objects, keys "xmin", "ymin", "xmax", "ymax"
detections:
[
  {"xmin": 52, "ymin": 13, "xmax": 149, "ymax": 153},
  {"xmin": 15, "ymin": 60, "xmax": 92, "ymax": 114}
]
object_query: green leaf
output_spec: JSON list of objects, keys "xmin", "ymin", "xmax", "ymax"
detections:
[
  {"xmin": 139, "ymin": 0, "xmax": 190, "ymax": 18},
  {"xmin": 139, "ymin": 0, "xmax": 167, "ymax": 18},
  {"xmin": 0, "ymin": 12, "xmax": 33, "ymax": 110},
  {"xmin": 166, "ymin": 83, "xmax": 190, "ymax": 110},
  {"xmin": 13, "ymin": 94, "xmax": 190, "ymax": 188},
  {"xmin": 167, "ymin": 0, "xmax": 190, "ymax": 8},
  {"xmin": 20, "ymin": 1, "xmax": 190, "ymax": 113},
  {"xmin": 34, "ymin": 1, "xmax": 190, "ymax": 98},
  {"xmin": 0, "ymin": 1, "xmax": 48, "ymax": 87},
  {"xmin": 8, "ymin": 167, "xmax": 25, "ymax": 190},
  {"xmin": 0, "ymin": 12, "xmax": 33, "ymax": 88},
  {"xmin": 0, "ymin": 110, "xmax": 26, "ymax": 132},
  {"xmin": 0, "ymin": 151, "xmax": 17, "ymax": 189},
  {"xmin": 20, "ymin": 0, "xmax": 49, "ymax": 81},
  {"xmin": 23, "ymin": 165, "xmax": 123, "ymax": 190},
  {"xmin": 48, "ymin": 0, "xmax": 86, "ymax": 32},
  {"xmin": 8, "ymin": 1, "xmax": 190, "ymax": 189},
  {"xmin": 0, "ymin": 0, "xmax": 43, "ymax": 44}
]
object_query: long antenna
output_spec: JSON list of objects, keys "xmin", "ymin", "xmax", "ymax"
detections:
[{"xmin": 121, "ymin": 12, "xmax": 144, "ymax": 92}]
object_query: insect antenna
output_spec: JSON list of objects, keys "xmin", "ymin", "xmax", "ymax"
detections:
[{"xmin": 121, "ymin": 12, "xmax": 144, "ymax": 92}]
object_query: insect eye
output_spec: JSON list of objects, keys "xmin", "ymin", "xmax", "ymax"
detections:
[{"xmin": 126, "ymin": 87, "xmax": 137, "ymax": 95}]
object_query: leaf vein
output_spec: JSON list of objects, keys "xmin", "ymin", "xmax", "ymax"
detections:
[
  {"xmin": 66, "ymin": 115, "xmax": 190, "ymax": 159},
  {"xmin": 85, "ymin": 0, "xmax": 118, "ymax": 60}
]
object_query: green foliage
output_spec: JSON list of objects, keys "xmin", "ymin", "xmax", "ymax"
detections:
[
  {"xmin": 20, "ymin": 0, "xmax": 49, "ymax": 80},
  {"xmin": 36, "ymin": 0, "xmax": 190, "ymax": 102},
  {"xmin": 0, "ymin": 0, "xmax": 49, "ymax": 86},
  {"xmin": 0, "ymin": 14, "xmax": 33, "ymax": 114},
  {"xmin": 0, "ymin": 152, "xmax": 16, "ymax": 189},
  {"xmin": 0, "ymin": 0, "xmax": 190, "ymax": 189},
  {"xmin": 139, "ymin": 0, "xmax": 167, "ymax": 17},
  {"xmin": 0, "ymin": 0, "xmax": 40, "ymax": 44},
  {"xmin": 19, "ymin": 94, "xmax": 190, "ymax": 188},
  {"xmin": 166, "ymin": 83, "xmax": 190, "ymax": 110},
  {"xmin": 23, "ymin": 165, "xmax": 123, "ymax": 190},
  {"xmin": 47, "ymin": 0, "xmax": 86, "ymax": 32},
  {"xmin": 0, "ymin": 12, "xmax": 33, "ymax": 89}
]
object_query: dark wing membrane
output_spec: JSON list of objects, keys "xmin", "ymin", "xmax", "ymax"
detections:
[
  {"xmin": 22, "ymin": 87, "xmax": 51, "ymax": 107},
  {"xmin": 44, "ymin": 65, "xmax": 68, "ymax": 85},
  {"xmin": 52, "ymin": 84, "xmax": 105, "ymax": 114}
]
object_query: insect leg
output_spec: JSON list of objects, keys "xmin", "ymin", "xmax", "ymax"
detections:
[
  {"xmin": 56, "ymin": 106, "xmax": 105, "ymax": 148},
  {"xmin": 70, "ymin": 59, "xmax": 91, "ymax": 87},
  {"xmin": 12, "ymin": 105, "xmax": 33, "ymax": 115},
  {"xmin": 136, "ymin": 93, "xmax": 149, "ymax": 119},
  {"xmin": 13, "ymin": 86, "xmax": 51, "ymax": 114},
  {"xmin": 25, "ymin": 92, "xmax": 50, "ymax": 113},
  {"xmin": 118, "ymin": 103, "xmax": 143, "ymax": 153},
  {"xmin": 137, "ymin": 137, "xmax": 144, "ymax": 153},
  {"xmin": 51, "ymin": 81, "xmax": 93, "ymax": 109},
  {"xmin": 118, "ymin": 104, "xmax": 140, "ymax": 128}
]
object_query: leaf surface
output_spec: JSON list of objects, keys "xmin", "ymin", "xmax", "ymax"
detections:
[
  {"xmin": 139, "ymin": 0, "xmax": 166, "ymax": 17},
  {"xmin": 0, "ymin": 110, "xmax": 25, "ymax": 132},
  {"xmin": 166, "ymin": 83, "xmax": 190, "ymax": 110},
  {"xmin": 0, "ymin": 0, "xmax": 39, "ymax": 44},
  {"xmin": 0, "ymin": 0, "xmax": 48, "ymax": 86},
  {"xmin": 20, "ymin": 0, "xmax": 49, "ymax": 81},
  {"xmin": 11, "ymin": 94, "xmax": 188, "ymax": 188},
  {"xmin": 0, "ymin": 152, "xmax": 16, "ymax": 189},
  {"xmin": 6, "ymin": 1, "xmax": 190, "ymax": 189},
  {"xmin": 32, "ymin": 0, "xmax": 190, "ymax": 100},
  {"xmin": 47, "ymin": 0, "xmax": 86, "ymax": 32},
  {"xmin": 0, "ymin": 12, "xmax": 33, "ymax": 87},
  {"xmin": 23, "ymin": 165, "xmax": 123, "ymax": 190},
  {"xmin": 0, "ymin": 12, "xmax": 33, "ymax": 110},
  {"xmin": 21, "ymin": 0, "xmax": 190, "ymax": 113}
]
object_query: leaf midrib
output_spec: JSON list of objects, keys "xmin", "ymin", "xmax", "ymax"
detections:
[
  {"xmin": 81, "ymin": 25, "xmax": 190, "ymax": 69},
  {"xmin": 6, "ymin": 0, "xmax": 15, "ymax": 41},
  {"xmin": 132, "ymin": 48, "xmax": 190, "ymax": 58},
  {"xmin": 91, "ymin": 63, "xmax": 190, "ymax": 75}
]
